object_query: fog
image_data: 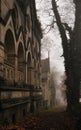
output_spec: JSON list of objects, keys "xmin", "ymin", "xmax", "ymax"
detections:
[
  {"xmin": 36, "ymin": 0, "xmax": 75, "ymax": 106},
  {"xmin": 50, "ymin": 67, "xmax": 67, "ymax": 107}
]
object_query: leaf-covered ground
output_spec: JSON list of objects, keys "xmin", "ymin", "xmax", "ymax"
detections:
[{"xmin": 1, "ymin": 109, "xmax": 79, "ymax": 130}]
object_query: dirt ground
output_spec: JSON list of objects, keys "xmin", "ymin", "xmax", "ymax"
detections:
[{"xmin": 1, "ymin": 107, "xmax": 79, "ymax": 130}]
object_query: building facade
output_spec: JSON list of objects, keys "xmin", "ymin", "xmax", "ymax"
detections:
[{"xmin": 0, "ymin": 0, "xmax": 42, "ymax": 124}]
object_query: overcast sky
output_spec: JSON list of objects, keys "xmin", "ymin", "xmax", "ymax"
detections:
[
  {"xmin": 35, "ymin": 0, "xmax": 63, "ymax": 72},
  {"xmin": 36, "ymin": 0, "xmax": 75, "ymax": 73},
  {"xmin": 35, "ymin": 0, "xmax": 75, "ymax": 105}
]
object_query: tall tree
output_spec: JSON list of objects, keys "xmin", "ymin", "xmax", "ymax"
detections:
[
  {"xmin": 72, "ymin": 0, "xmax": 81, "ymax": 108},
  {"xmin": 52, "ymin": 0, "xmax": 81, "ymax": 112}
]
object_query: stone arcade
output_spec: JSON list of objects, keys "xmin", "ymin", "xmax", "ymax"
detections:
[{"xmin": 0, "ymin": 0, "xmax": 42, "ymax": 124}]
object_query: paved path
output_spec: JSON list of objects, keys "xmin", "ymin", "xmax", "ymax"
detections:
[{"xmin": 1, "ymin": 110, "xmax": 79, "ymax": 130}]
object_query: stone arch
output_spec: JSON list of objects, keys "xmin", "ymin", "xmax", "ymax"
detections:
[
  {"xmin": 17, "ymin": 42, "xmax": 25, "ymax": 84},
  {"xmin": 4, "ymin": 29, "xmax": 15, "ymax": 64},
  {"xmin": 26, "ymin": 5, "xmax": 31, "ymax": 32},
  {"xmin": 13, "ymin": 4, "xmax": 19, "ymax": 31},
  {"xmin": 33, "ymin": 59, "xmax": 37, "ymax": 87},
  {"xmin": 17, "ymin": 42, "xmax": 25, "ymax": 70},
  {"xmin": 27, "ymin": 52, "xmax": 32, "ymax": 85},
  {"xmin": 16, "ymin": 31, "xmax": 25, "ymax": 54},
  {"xmin": 4, "ymin": 29, "xmax": 15, "ymax": 83},
  {"xmin": 4, "ymin": 16, "xmax": 16, "ymax": 44},
  {"xmin": 27, "ymin": 14, "xmax": 31, "ymax": 31}
]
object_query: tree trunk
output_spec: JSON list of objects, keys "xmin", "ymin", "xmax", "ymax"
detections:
[
  {"xmin": 52, "ymin": 0, "xmax": 81, "ymax": 112},
  {"xmin": 71, "ymin": 0, "xmax": 81, "ymax": 107}
]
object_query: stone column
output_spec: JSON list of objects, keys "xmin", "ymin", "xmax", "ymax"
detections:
[
  {"xmin": 31, "ymin": 68, "xmax": 34, "ymax": 86},
  {"xmin": 25, "ymin": 62, "xmax": 27, "ymax": 84},
  {"xmin": 14, "ymin": 55, "xmax": 18, "ymax": 84},
  {"xmin": 0, "ymin": 41, "xmax": 4, "ymax": 77}
]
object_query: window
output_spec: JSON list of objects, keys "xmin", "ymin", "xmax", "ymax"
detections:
[
  {"xmin": 13, "ymin": 4, "xmax": 18, "ymax": 30},
  {"xmin": 12, "ymin": 114, "xmax": 16, "ymax": 124},
  {"xmin": 11, "ymin": 70, "xmax": 13, "ymax": 79},
  {"xmin": 7, "ymin": 69, "xmax": 9, "ymax": 79},
  {"xmin": 26, "ymin": 15, "xmax": 30, "ymax": 31},
  {"xmin": 23, "ymin": 109, "xmax": 26, "ymax": 117}
]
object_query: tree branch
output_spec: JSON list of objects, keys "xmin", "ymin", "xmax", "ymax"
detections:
[
  {"xmin": 52, "ymin": 0, "xmax": 68, "ymax": 57},
  {"xmin": 42, "ymin": 19, "xmax": 56, "ymax": 33}
]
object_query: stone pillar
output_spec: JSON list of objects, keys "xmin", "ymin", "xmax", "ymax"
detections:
[
  {"xmin": 33, "ymin": 70, "xmax": 36, "ymax": 87},
  {"xmin": 22, "ymin": 62, "xmax": 26, "ymax": 84},
  {"xmin": 31, "ymin": 68, "xmax": 34, "ymax": 86},
  {"xmin": 37, "ymin": 72, "xmax": 39, "ymax": 88},
  {"xmin": 0, "ymin": 42, "xmax": 4, "ymax": 77},
  {"xmin": 14, "ymin": 55, "xmax": 18, "ymax": 83},
  {"xmin": 25, "ymin": 62, "xmax": 27, "ymax": 84}
]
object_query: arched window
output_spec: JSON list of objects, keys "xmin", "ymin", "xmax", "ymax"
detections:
[
  {"xmin": 13, "ymin": 4, "xmax": 18, "ymax": 30},
  {"xmin": 18, "ymin": 43, "xmax": 24, "ymax": 71},
  {"xmin": 27, "ymin": 53, "xmax": 32, "ymax": 85},
  {"xmin": 4, "ymin": 29, "xmax": 15, "ymax": 83},
  {"xmin": 26, "ymin": 15, "xmax": 30, "ymax": 31},
  {"xmin": 17, "ymin": 42, "xmax": 25, "ymax": 84},
  {"xmin": 5, "ymin": 29, "xmax": 15, "ymax": 66}
]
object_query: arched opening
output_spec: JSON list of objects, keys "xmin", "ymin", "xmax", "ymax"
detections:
[
  {"xmin": 12, "ymin": 113, "xmax": 16, "ymax": 124},
  {"xmin": 13, "ymin": 4, "xmax": 18, "ymax": 31},
  {"xmin": 37, "ymin": 63, "xmax": 40, "ymax": 88},
  {"xmin": 27, "ymin": 52, "xmax": 32, "ymax": 85},
  {"xmin": 4, "ymin": 29, "xmax": 15, "ymax": 84},
  {"xmin": 18, "ymin": 43, "xmax": 25, "ymax": 85},
  {"xmin": 5, "ymin": 29, "xmax": 15, "ymax": 65},
  {"xmin": 26, "ymin": 15, "xmax": 30, "ymax": 32},
  {"xmin": 23, "ymin": 109, "xmax": 26, "ymax": 117},
  {"xmin": 34, "ymin": 61, "xmax": 37, "ymax": 87}
]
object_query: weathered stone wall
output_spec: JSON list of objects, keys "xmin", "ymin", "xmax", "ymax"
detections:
[
  {"xmin": 0, "ymin": 0, "xmax": 42, "ymax": 123},
  {"xmin": 0, "ymin": 103, "xmax": 30, "ymax": 124}
]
